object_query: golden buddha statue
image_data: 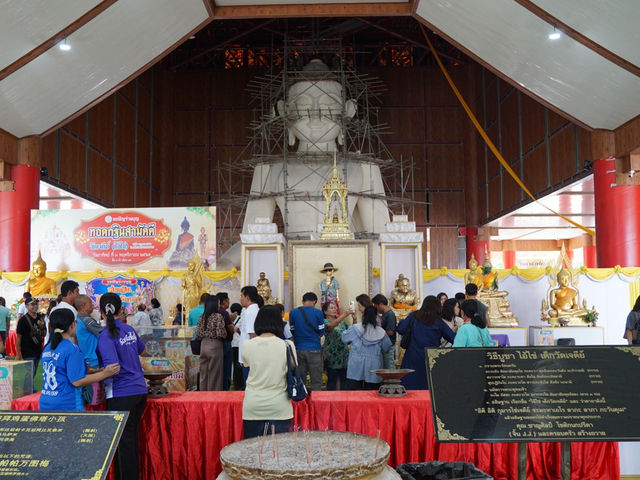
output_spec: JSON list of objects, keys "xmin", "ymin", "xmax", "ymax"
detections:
[
  {"xmin": 463, "ymin": 254, "xmax": 483, "ymax": 289},
  {"xmin": 260, "ymin": 285, "xmax": 278, "ymax": 306},
  {"xmin": 25, "ymin": 251, "xmax": 57, "ymax": 297},
  {"xmin": 182, "ymin": 256, "xmax": 205, "ymax": 311},
  {"xmin": 543, "ymin": 268, "xmax": 595, "ymax": 326},
  {"xmin": 475, "ymin": 250, "xmax": 518, "ymax": 327},
  {"xmin": 256, "ymin": 273, "xmax": 278, "ymax": 305},
  {"xmin": 390, "ymin": 275, "xmax": 418, "ymax": 321}
]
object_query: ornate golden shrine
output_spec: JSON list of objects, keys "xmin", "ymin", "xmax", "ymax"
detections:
[{"xmin": 320, "ymin": 153, "xmax": 353, "ymax": 240}]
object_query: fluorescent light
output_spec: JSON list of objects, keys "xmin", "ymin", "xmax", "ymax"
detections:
[
  {"xmin": 548, "ymin": 27, "xmax": 561, "ymax": 40},
  {"xmin": 59, "ymin": 39, "xmax": 71, "ymax": 51}
]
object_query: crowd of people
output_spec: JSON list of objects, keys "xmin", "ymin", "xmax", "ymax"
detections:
[{"xmin": 6, "ymin": 279, "xmax": 494, "ymax": 474}]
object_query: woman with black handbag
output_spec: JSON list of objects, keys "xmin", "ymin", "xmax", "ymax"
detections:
[{"xmin": 242, "ymin": 305, "xmax": 297, "ymax": 439}]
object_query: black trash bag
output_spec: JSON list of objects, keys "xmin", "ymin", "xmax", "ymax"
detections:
[{"xmin": 396, "ymin": 461, "xmax": 493, "ymax": 480}]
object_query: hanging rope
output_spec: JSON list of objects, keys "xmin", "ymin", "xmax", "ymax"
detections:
[{"xmin": 418, "ymin": 24, "xmax": 595, "ymax": 236}]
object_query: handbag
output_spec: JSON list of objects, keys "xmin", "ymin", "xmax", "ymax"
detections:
[
  {"xmin": 400, "ymin": 316, "xmax": 415, "ymax": 349},
  {"xmin": 285, "ymin": 342, "xmax": 307, "ymax": 402}
]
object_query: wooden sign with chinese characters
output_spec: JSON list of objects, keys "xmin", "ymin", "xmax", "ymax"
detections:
[
  {"xmin": 0, "ymin": 411, "xmax": 128, "ymax": 479},
  {"xmin": 426, "ymin": 346, "xmax": 640, "ymax": 443}
]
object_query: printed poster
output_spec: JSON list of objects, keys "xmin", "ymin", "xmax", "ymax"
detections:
[{"xmin": 30, "ymin": 207, "xmax": 216, "ymax": 271}]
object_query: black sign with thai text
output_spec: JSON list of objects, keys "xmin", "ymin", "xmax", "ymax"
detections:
[
  {"xmin": 426, "ymin": 346, "xmax": 640, "ymax": 442},
  {"xmin": 0, "ymin": 410, "xmax": 128, "ymax": 479}
]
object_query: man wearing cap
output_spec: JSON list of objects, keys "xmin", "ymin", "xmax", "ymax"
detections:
[
  {"xmin": 16, "ymin": 297, "xmax": 46, "ymax": 378},
  {"xmin": 319, "ymin": 262, "xmax": 340, "ymax": 310},
  {"xmin": 289, "ymin": 292, "xmax": 325, "ymax": 391}
]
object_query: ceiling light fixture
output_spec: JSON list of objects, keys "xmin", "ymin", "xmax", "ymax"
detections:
[
  {"xmin": 59, "ymin": 38, "xmax": 71, "ymax": 51},
  {"xmin": 548, "ymin": 27, "xmax": 561, "ymax": 40}
]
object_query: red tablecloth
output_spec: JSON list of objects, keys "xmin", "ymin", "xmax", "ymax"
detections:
[{"xmin": 12, "ymin": 391, "xmax": 619, "ymax": 480}]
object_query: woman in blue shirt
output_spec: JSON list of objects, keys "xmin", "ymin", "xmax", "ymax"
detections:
[
  {"xmin": 397, "ymin": 295, "xmax": 455, "ymax": 390},
  {"xmin": 39, "ymin": 309, "xmax": 120, "ymax": 411},
  {"xmin": 341, "ymin": 306, "xmax": 392, "ymax": 390},
  {"xmin": 453, "ymin": 300, "xmax": 492, "ymax": 348}
]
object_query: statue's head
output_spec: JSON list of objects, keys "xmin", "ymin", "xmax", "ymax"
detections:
[
  {"xmin": 187, "ymin": 260, "xmax": 196, "ymax": 272},
  {"xmin": 557, "ymin": 269, "xmax": 571, "ymax": 287},
  {"xmin": 259, "ymin": 272, "xmax": 266, "ymax": 279},
  {"xmin": 278, "ymin": 59, "xmax": 356, "ymax": 153},
  {"xmin": 32, "ymin": 251, "xmax": 46, "ymax": 277},
  {"xmin": 468, "ymin": 254, "xmax": 478, "ymax": 270},
  {"xmin": 399, "ymin": 277, "xmax": 411, "ymax": 294},
  {"xmin": 395, "ymin": 273, "xmax": 405, "ymax": 288},
  {"xmin": 181, "ymin": 216, "xmax": 190, "ymax": 232}
]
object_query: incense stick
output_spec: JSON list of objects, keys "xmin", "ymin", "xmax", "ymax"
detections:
[{"xmin": 375, "ymin": 429, "xmax": 381, "ymax": 457}]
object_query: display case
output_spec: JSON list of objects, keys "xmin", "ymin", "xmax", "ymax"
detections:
[
  {"xmin": 0, "ymin": 360, "xmax": 34, "ymax": 409},
  {"xmin": 133, "ymin": 325, "xmax": 198, "ymax": 392}
]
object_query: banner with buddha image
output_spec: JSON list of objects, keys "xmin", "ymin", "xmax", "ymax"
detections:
[{"xmin": 30, "ymin": 207, "xmax": 216, "ymax": 271}]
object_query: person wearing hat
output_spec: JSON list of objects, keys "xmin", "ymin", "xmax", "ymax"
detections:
[
  {"xmin": 16, "ymin": 297, "xmax": 47, "ymax": 378},
  {"xmin": 319, "ymin": 262, "xmax": 340, "ymax": 310}
]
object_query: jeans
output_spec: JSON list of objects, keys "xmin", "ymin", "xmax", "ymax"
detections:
[
  {"xmin": 326, "ymin": 367, "xmax": 347, "ymax": 391},
  {"xmin": 243, "ymin": 419, "xmax": 292, "ymax": 439},
  {"xmin": 296, "ymin": 350, "xmax": 323, "ymax": 391},
  {"xmin": 222, "ymin": 341, "xmax": 232, "ymax": 390},
  {"xmin": 107, "ymin": 394, "xmax": 147, "ymax": 480},
  {"xmin": 242, "ymin": 365, "xmax": 250, "ymax": 383}
]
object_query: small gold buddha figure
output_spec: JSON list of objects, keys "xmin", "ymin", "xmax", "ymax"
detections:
[
  {"xmin": 25, "ymin": 251, "xmax": 57, "ymax": 297},
  {"xmin": 544, "ymin": 269, "xmax": 595, "ymax": 326},
  {"xmin": 256, "ymin": 273, "xmax": 278, "ymax": 305},
  {"xmin": 257, "ymin": 272, "xmax": 270, "ymax": 290},
  {"xmin": 463, "ymin": 254, "xmax": 484, "ymax": 290},
  {"xmin": 390, "ymin": 275, "xmax": 418, "ymax": 321}
]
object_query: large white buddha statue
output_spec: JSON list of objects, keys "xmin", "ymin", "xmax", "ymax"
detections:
[{"xmin": 242, "ymin": 59, "xmax": 390, "ymax": 238}]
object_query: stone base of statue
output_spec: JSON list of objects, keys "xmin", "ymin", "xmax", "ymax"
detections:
[
  {"xmin": 320, "ymin": 223, "xmax": 354, "ymax": 240},
  {"xmin": 543, "ymin": 316, "xmax": 590, "ymax": 327},
  {"xmin": 478, "ymin": 294, "xmax": 519, "ymax": 327}
]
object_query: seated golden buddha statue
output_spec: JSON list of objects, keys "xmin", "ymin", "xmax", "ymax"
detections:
[
  {"xmin": 476, "ymin": 251, "xmax": 518, "ymax": 327},
  {"xmin": 25, "ymin": 251, "xmax": 57, "ymax": 297},
  {"xmin": 543, "ymin": 269, "xmax": 595, "ymax": 326},
  {"xmin": 463, "ymin": 254, "xmax": 483, "ymax": 290},
  {"xmin": 390, "ymin": 275, "xmax": 418, "ymax": 321},
  {"xmin": 259, "ymin": 285, "xmax": 278, "ymax": 306}
]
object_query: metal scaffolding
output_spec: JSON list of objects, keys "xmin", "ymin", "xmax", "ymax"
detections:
[{"xmin": 211, "ymin": 38, "xmax": 420, "ymax": 254}]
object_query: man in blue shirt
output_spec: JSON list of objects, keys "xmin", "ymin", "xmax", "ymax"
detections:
[{"xmin": 289, "ymin": 292, "xmax": 325, "ymax": 391}]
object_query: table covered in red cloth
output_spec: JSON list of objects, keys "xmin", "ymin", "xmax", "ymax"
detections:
[{"xmin": 12, "ymin": 390, "xmax": 619, "ymax": 480}]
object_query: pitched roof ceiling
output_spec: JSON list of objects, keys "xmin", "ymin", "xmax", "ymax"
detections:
[{"xmin": 0, "ymin": 0, "xmax": 639, "ymax": 137}]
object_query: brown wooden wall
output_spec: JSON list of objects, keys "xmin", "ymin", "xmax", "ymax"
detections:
[
  {"xmin": 40, "ymin": 68, "xmax": 168, "ymax": 208},
  {"xmin": 469, "ymin": 69, "xmax": 592, "ymax": 225}
]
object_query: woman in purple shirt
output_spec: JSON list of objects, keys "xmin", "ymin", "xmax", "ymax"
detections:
[{"xmin": 97, "ymin": 293, "xmax": 147, "ymax": 480}]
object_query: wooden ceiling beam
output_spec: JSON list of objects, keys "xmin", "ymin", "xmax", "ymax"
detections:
[
  {"xmin": 212, "ymin": 2, "xmax": 411, "ymax": 20},
  {"xmin": 512, "ymin": 0, "xmax": 640, "ymax": 79},
  {"xmin": 0, "ymin": 0, "xmax": 118, "ymax": 82}
]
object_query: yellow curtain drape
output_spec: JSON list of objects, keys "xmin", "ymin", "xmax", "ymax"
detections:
[{"xmin": 422, "ymin": 266, "xmax": 640, "ymax": 283}]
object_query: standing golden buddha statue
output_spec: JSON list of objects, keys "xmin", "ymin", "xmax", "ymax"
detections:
[{"xmin": 25, "ymin": 251, "xmax": 57, "ymax": 297}]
